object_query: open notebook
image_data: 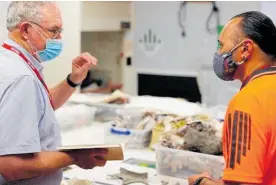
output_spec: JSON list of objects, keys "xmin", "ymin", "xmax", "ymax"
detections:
[{"xmin": 59, "ymin": 144, "xmax": 124, "ymax": 161}]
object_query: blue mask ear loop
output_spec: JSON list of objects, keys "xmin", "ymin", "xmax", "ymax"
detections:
[{"xmin": 229, "ymin": 40, "xmax": 246, "ymax": 65}]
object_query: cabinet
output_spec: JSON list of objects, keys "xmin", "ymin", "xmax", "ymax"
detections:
[{"xmin": 81, "ymin": 1, "xmax": 131, "ymax": 32}]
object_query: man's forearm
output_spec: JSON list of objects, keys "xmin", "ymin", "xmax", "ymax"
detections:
[
  {"xmin": 199, "ymin": 178, "xmax": 223, "ymax": 185},
  {"xmin": 201, "ymin": 178, "xmax": 252, "ymax": 185},
  {"xmin": 50, "ymin": 80, "xmax": 76, "ymax": 110},
  {"xmin": 0, "ymin": 151, "xmax": 74, "ymax": 181},
  {"xmin": 80, "ymin": 87, "xmax": 111, "ymax": 94}
]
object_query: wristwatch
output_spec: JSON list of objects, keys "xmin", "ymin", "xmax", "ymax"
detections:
[
  {"xmin": 66, "ymin": 73, "xmax": 80, "ymax": 88},
  {"xmin": 193, "ymin": 177, "xmax": 206, "ymax": 185}
]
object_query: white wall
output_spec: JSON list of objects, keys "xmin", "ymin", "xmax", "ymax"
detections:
[
  {"xmin": 0, "ymin": 1, "xmax": 10, "ymax": 43},
  {"xmin": 121, "ymin": 3, "xmax": 135, "ymax": 95},
  {"xmin": 43, "ymin": 1, "xmax": 81, "ymax": 87},
  {"xmin": 132, "ymin": 1, "xmax": 260, "ymax": 74},
  {"xmin": 261, "ymin": 1, "xmax": 276, "ymax": 24},
  {"xmin": 123, "ymin": 1, "xmax": 260, "ymax": 105}
]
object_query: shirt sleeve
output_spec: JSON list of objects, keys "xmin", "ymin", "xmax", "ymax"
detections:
[
  {"xmin": 0, "ymin": 75, "xmax": 44, "ymax": 156},
  {"xmin": 222, "ymin": 93, "xmax": 266, "ymax": 184}
]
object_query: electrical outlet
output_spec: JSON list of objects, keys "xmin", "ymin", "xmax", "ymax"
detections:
[{"xmin": 126, "ymin": 57, "xmax": 132, "ymax": 66}]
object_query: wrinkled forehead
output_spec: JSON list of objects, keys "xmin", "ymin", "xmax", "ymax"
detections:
[
  {"xmin": 39, "ymin": 3, "xmax": 62, "ymax": 29},
  {"xmin": 219, "ymin": 17, "xmax": 243, "ymax": 47}
]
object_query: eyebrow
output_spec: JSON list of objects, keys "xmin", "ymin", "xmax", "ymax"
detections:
[
  {"xmin": 31, "ymin": 21, "xmax": 61, "ymax": 32},
  {"xmin": 47, "ymin": 21, "xmax": 63, "ymax": 31},
  {"xmin": 49, "ymin": 26, "xmax": 62, "ymax": 31},
  {"xmin": 217, "ymin": 40, "xmax": 223, "ymax": 46}
]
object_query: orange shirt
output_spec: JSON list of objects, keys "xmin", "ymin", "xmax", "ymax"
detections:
[{"xmin": 222, "ymin": 67, "xmax": 276, "ymax": 185}]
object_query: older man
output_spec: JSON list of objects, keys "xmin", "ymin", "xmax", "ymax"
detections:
[
  {"xmin": 0, "ymin": 2, "xmax": 107, "ymax": 185},
  {"xmin": 189, "ymin": 11, "xmax": 276, "ymax": 185}
]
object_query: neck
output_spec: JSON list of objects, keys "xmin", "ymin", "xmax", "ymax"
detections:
[
  {"xmin": 239, "ymin": 59, "xmax": 271, "ymax": 82},
  {"xmin": 8, "ymin": 32, "xmax": 33, "ymax": 55}
]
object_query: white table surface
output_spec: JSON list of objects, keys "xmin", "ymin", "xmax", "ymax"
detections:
[{"xmin": 61, "ymin": 123, "xmax": 189, "ymax": 185}]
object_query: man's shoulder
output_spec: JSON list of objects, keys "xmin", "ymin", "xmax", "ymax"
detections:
[
  {"xmin": 242, "ymin": 74, "xmax": 276, "ymax": 97},
  {"xmin": 0, "ymin": 51, "xmax": 36, "ymax": 84},
  {"xmin": 229, "ymin": 76, "xmax": 275, "ymax": 109},
  {"xmin": 227, "ymin": 89, "xmax": 258, "ymax": 113},
  {"xmin": 0, "ymin": 74, "xmax": 39, "ymax": 94}
]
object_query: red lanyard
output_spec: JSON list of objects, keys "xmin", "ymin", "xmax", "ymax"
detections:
[{"xmin": 2, "ymin": 43, "xmax": 54, "ymax": 109}]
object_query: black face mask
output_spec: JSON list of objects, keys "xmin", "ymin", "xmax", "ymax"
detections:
[{"xmin": 212, "ymin": 41, "xmax": 245, "ymax": 81}]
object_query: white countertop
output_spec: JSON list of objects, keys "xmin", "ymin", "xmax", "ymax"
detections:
[{"xmin": 61, "ymin": 123, "xmax": 189, "ymax": 185}]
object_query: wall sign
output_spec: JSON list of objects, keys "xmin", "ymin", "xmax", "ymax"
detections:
[{"xmin": 138, "ymin": 29, "xmax": 163, "ymax": 57}]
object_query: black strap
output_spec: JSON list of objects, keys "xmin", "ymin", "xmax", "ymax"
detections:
[
  {"xmin": 193, "ymin": 177, "xmax": 207, "ymax": 185},
  {"xmin": 66, "ymin": 73, "xmax": 79, "ymax": 88}
]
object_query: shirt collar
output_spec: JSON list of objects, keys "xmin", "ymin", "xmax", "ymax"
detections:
[
  {"xmin": 240, "ymin": 66, "xmax": 276, "ymax": 90},
  {"xmin": 4, "ymin": 38, "xmax": 44, "ymax": 72}
]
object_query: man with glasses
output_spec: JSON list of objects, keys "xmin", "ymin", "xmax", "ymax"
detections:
[{"xmin": 0, "ymin": 2, "xmax": 107, "ymax": 185}]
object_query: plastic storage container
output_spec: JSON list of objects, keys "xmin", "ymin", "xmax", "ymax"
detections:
[
  {"xmin": 104, "ymin": 115, "xmax": 154, "ymax": 149},
  {"xmin": 156, "ymin": 145, "xmax": 225, "ymax": 179},
  {"xmin": 55, "ymin": 103, "xmax": 97, "ymax": 130},
  {"xmin": 203, "ymin": 105, "xmax": 227, "ymax": 121},
  {"xmin": 94, "ymin": 107, "xmax": 120, "ymax": 122},
  {"xmin": 149, "ymin": 127, "xmax": 165, "ymax": 150}
]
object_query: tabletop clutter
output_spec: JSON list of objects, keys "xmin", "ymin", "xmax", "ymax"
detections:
[
  {"xmin": 105, "ymin": 110, "xmax": 225, "ymax": 179},
  {"xmin": 59, "ymin": 93, "xmax": 227, "ymax": 184}
]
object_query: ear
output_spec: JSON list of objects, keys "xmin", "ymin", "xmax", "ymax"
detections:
[
  {"xmin": 242, "ymin": 39, "xmax": 253, "ymax": 60},
  {"xmin": 19, "ymin": 22, "xmax": 30, "ymax": 40}
]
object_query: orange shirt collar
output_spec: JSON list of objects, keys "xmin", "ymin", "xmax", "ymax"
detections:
[{"xmin": 240, "ymin": 66, "xmax": 276, "ymax": 90}]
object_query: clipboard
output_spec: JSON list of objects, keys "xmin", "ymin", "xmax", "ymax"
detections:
[{"xmin": 59, "ymin": 144, "xmax": 124, "ymax": 161}]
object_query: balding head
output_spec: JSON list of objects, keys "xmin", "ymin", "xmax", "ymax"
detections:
[
  {"xmin": 218, "ymin": 17, "xmax": 245, "ymax": 53},
  {"xmin": 214, "ymin": 11, "xmax": 276, "ymax": 82},
  {"xmin": 6, "ymin": 1, "xmax": 60, "ymax": 31},
  {"xmin": 219, "ymin": 11, "xmax": 276, "ymax": 62},
  {"xmin": 6, "ymin": 1, "xmax": 63, "ymax": 61}
]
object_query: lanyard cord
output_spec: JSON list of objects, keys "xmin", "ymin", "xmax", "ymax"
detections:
[{"xmin": 2, "ymin": 43, "xmax": 54, "ymax": 109}]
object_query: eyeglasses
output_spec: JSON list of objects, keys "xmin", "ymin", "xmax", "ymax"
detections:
[{"xmin": 30, "ymin": 21, "xmax": 63, "ymax": 39}]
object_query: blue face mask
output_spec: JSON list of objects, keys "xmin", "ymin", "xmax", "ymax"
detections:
[
  {"xmin": 29, "ymin": 24, "xmax": 63, "ymax": 62},
  {"xmin": 35, "ymin": 39, "xmax": 63, "ymax": 62}
]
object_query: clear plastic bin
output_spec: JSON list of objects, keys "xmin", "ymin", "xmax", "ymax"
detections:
[
  {"xmin": 200, "ymin": 105, "xmax": 227, "ymax": 122},
  {"xmin": 156, "ymin": 145, "xmax": 225, "ymax": 180},
  {"xmin": 55, "ymin": 103, "xmax": 97, "ymax": 130},
  {"xmin": 94, "ymin": 108, "xmax": 119, "ymax": 122},
  {"xmin": 104, "ymin": 116, "xmax": 153, "ymax": 149}
]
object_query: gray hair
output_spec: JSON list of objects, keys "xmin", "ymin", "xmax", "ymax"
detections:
[{"xmin": 6, "ymin": 1, "xmax": 54, "ymax": 31}]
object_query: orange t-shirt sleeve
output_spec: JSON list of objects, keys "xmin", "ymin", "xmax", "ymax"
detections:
[{"xmin": 222, "ymin": 94, "xmax": 266, "ymax": 184}]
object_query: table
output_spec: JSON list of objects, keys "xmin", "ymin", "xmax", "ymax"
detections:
[{"xmin": 61, "ymin": 123, "xmax": 189, "ymax": 185}]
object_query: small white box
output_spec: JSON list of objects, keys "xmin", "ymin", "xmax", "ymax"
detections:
[{"xmin": 156, "ymin": 145, "xmax": 225, "ymax": 180}]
